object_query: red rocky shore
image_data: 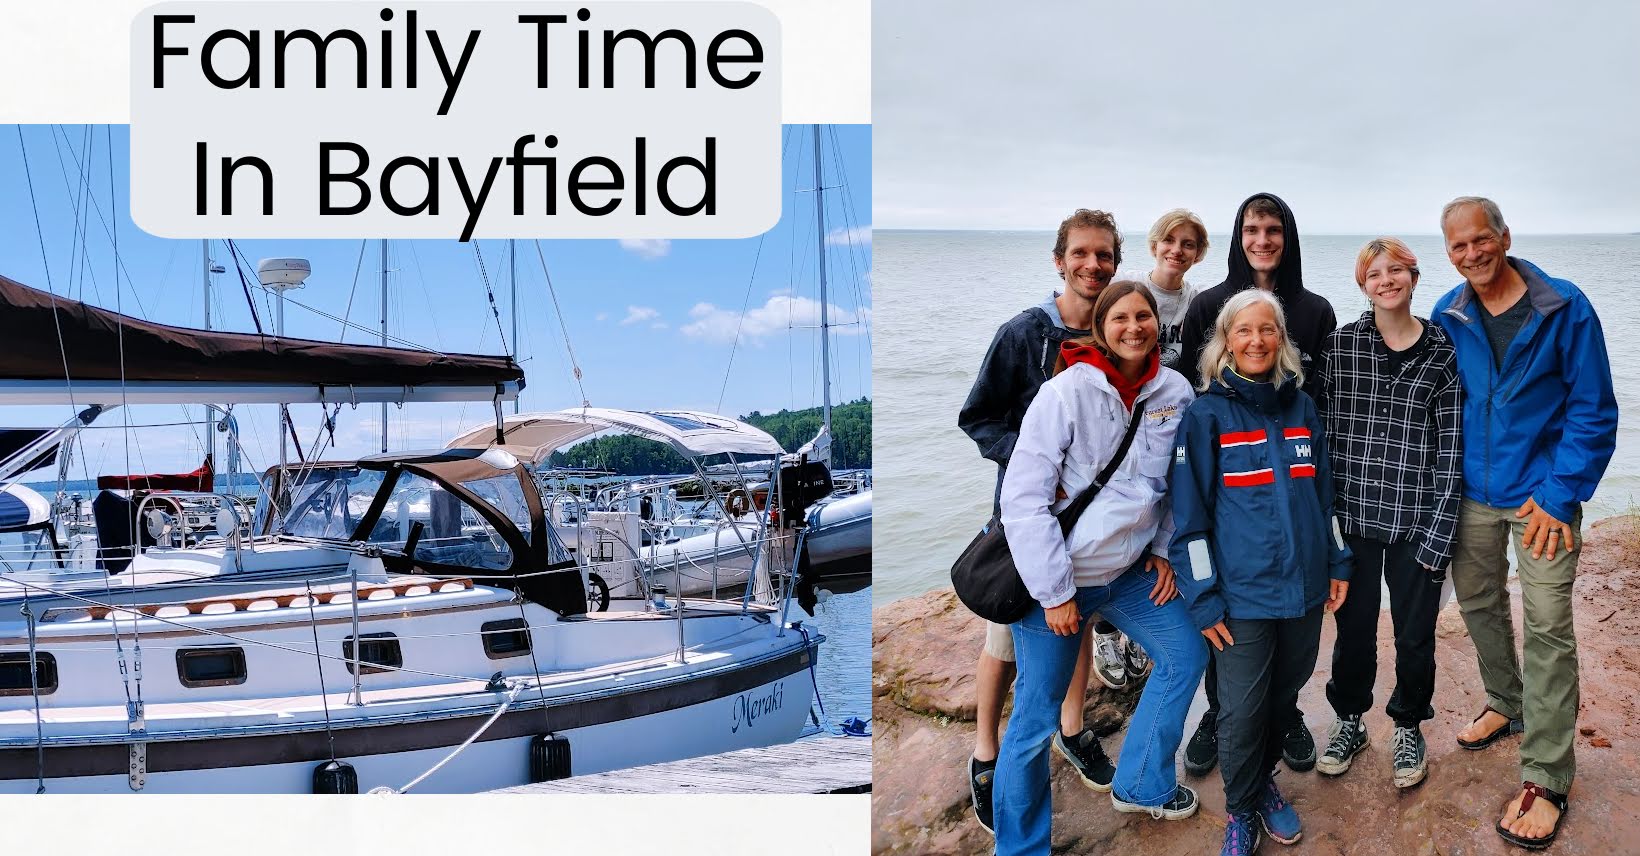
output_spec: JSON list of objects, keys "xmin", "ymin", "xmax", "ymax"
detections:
[{"xmin": 872, "ymin": 516, "xmax": 1640, "ymax": 855}]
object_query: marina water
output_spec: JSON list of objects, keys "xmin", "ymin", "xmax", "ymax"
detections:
[{"xmin": 876, "ymin": 230, "xmax": 1640, "ymax": 605}]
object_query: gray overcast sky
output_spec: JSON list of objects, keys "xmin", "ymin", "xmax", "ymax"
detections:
[{"xmin": 873, "ymin": 1, "xmax": 1640, "ymax": 234}]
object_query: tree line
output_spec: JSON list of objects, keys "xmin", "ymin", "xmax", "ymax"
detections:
[{"xmin": 546, "ymin": 399, "xmax": 872, "ymax": 474}]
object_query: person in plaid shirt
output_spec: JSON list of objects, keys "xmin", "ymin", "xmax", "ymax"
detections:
[{"xmin": 1313, "ymin": 237, "xmax": 1462, "ymax": 791}]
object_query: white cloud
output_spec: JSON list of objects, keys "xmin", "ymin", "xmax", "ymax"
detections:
[
  {"xmin": 594, "ymin": 312, "xmax": 608, "ymax": 322},
  {"xmin": 827, "ymin": 224, "xmax": 872, "ymax": 246},
  {"xmin": 651, "ymin": 321, "xmax": 669, "ymax": 330},
  {"xmin": 680, "ymin": 294, "xmax": 871, "ymax": 345},
  {"xmin": 619, "ymin": 239, "xmax": 672, "ymax": 259},
  {"xmin": 621, "ymin": 306, "xmax": 660, "ymax": 326}
]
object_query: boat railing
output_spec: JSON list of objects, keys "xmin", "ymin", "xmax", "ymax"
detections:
[
  {"xmin": 0, "ymin": 560, "xmax": 795, "ymax": 718},
  {"xmin": 132, "ymin": 491, "xmax": 257, "ymax": 563}
]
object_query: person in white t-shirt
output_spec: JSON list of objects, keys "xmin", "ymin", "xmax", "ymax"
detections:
[
  {"xmin": 1097, "ymin": 209, "xmax": 1210, "ymax": 686},
  {"xmin": 1120, "ymin": 209, "xmax": 1210, "ymax": 373}
]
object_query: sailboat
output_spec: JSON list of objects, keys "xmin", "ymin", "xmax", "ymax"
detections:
[
  {"xmin": 789, "ymin": 125, "xmax": 872, "ymax": 596},
  {"xmin": 0, "ymin": 271, "xmax": 820, "ymax": 793}
]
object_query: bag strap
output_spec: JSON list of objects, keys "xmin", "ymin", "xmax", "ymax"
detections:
[{"xmin": 1055, "ymin": 402, "xmax": 1145, "ymax": 536}]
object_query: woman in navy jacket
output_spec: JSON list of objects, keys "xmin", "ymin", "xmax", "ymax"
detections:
[{"xmin": 1169, "ymin": 289, "xmax": 1352, "ymax": 856}]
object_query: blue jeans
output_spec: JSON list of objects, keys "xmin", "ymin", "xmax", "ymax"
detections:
[{"xmin": 994, "ymin": 563, "xmax": 1209, "ymax": 856}]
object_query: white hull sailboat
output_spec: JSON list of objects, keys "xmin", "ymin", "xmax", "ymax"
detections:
[{"xmin": 0, "ymin": 273, "xmax": 820, "ymax": 793}]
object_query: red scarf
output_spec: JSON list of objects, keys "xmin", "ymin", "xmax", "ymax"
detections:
[{"xmin": 1061, "ymin": 341, "xmax": 1159, "ymax": 409}]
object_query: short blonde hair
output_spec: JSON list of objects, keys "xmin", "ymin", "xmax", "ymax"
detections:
[
  {"xmin": 1196, "ymin": 289, "xmax": 1304, "ymax": 392},
  {"xmin": 1354, "ymin": 237, "xmax": 1420, "ymax": 287},
  {"xmin": 1148, "ymin": 209, "xmax": 1210, "ymax": 262}
]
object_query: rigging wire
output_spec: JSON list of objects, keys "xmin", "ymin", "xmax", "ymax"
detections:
[
  {"xmin": 107, "ymin": 123, "xmax": 149, "ymax": 726},
  {"xmin": 470, "ymin": 241, "xmax": 511, "ymax": 355},
  {"xmin": 335, "ymin": 240, "xmax": 369, "ymax": 344},
  {"xmin": 304, "ymin": 579, "xmax": 342, "ymax": 765},
  {"xmin": 47, "ymin": 124, "xmax": 152, "ymax": 315},
  {"xmin": 712, "ymin": 127, "xmax": 797, "ymax": 413},
  {"xmin": 16, "ymin": 127, "xmax": 81, "ymax": 424},
  {"xmin": 531, "ymin": 240, "xmax": 589, "ymax": 407}
]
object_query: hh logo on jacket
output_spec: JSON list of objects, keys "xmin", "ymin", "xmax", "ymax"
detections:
[{"xmin": 1217, "ymin": 427, "xmax": 1314, "ymax": 487}]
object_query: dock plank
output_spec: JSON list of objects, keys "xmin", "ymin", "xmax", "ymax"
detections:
[{"xmin": 489, "ymin": 735, "xmax": 871, "ymax": 795}]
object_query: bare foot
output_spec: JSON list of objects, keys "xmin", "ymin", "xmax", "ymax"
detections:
[
  {"xmin": 1501, "ymin": 787, "xmax": 1562, "ymax": 841},
  {"xmin": 1458, "ymin": 709, "xmax": 1511, "ymax": 744}
]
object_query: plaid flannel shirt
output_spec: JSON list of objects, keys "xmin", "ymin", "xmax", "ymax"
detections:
[{"xmin": 1319, "ymin": 313, "xmax": 1463, "ymax": 570}]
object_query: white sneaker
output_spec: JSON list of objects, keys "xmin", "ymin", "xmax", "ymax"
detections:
[{"xmin": 1092, "ymin": 629, "xmax": 1127, "ymax": 690}]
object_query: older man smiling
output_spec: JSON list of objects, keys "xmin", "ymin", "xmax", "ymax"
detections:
[{"xmin": 1433, "ymin": 196, "xmax": 1618, "ymax": 850}]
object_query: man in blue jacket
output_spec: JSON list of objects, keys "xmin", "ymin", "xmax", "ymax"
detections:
[{"xmin": 1433, "ymin": 196, "xmax": 1617, "ymax": 851}]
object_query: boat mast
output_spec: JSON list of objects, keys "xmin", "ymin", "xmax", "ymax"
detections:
[
  {"xmin": 202, "ymin": 240, "xmax": 215, "ymax": 483},
  {"xmin": 811, "ymin": 125, "xmax": 832, "ymax": 439},
  {"xmin": 380, "ymin": 239, "xmax": 389, "ymax": 453},
  {"xmin": 510, "ymin": 239, "xmax": 519, "ymax": 414}
]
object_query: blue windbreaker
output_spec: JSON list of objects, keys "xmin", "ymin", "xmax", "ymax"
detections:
[
  {"xmin": 1431, "ymin": 258, "xmax": 1617, "ymax": 523},
  {"xmin": 1169, "ymin": 369, "xmax": 1352, "ymax": 631}
]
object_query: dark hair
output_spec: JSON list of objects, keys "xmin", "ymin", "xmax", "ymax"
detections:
[
  {"xmin": 1054, "ymin": 280, "xmax": 1158, "ymax": 375},
  {"xmin": 1053, "ymin": 209, "xmax": 1123, "ymax": 269},
  {"xmin": 1244, "ymin": 196, "xmax": 1283, "ymax": 221}
]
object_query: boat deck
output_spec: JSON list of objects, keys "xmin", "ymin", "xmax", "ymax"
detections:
[{"xmin": 486, "ymin": 734, "xmax": 870, "ymax": 794}]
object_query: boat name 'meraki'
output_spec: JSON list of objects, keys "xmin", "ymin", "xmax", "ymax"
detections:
[{"xmin": 730, "ymin": 681, "xmax": 784, "ymax": 734}]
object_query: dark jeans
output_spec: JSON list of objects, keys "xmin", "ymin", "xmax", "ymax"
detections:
[
  {"xmin": 1214, "ymin": 608, "xmax": 1324, "ymax": 814},
  {"xmin": 1202, "ymin": 651, "xmax": 1305, "ymax": 730},
  {"xmin": 1326, "ymin": 534, "xmax": 1441, "ymax": 725}
]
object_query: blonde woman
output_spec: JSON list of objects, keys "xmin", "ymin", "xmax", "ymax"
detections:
[{"xmin": 1169, "ymin": 289, "xmax": 1352, "ymax": 856}]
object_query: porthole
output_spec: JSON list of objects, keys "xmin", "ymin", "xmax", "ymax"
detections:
[
  {"xmin": 177, "ymin": 647, "xmax": 247, "ymax": 688},
  {"xmin": 342, "ymin": 633, "xmax": 403, "ymax": 675},
  {"xmin": 481, "ymin": 618, "xmax": 532, "ymax": 660},
  {"xmin": 0, "ymin": 652, "xmax": 57, "ymax": 696}
]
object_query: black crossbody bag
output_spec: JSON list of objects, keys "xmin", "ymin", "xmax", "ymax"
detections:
[{"xmin": 950, "ymin": 405, "xmax": 1145, "ymax": 624}]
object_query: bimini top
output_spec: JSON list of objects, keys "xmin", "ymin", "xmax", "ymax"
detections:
[
  {"xmin": 0, "ymin": 483, "xmax": 51, "ymax": 533},
  {"xmin": 444, "ymin": 408, "xmax": 785, "ymax": 463},
  {"xmin": 0, "ymin": 273, "xmax": 523, "ymax": 405}
]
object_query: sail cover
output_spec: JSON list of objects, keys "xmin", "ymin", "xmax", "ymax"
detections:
[
  {"xmin": 445, "ymin": 408, "xmax": 785, "ymax": 462},
  {"xmin": 0, "ymin": 483, "xmax": 51, "ymax": 533},
  {"xmin": 0, "ymin": 429, "xmax": 58, "ymax": 476},
  {"xmin": 0, "ymin": 273, "xmax": 523, "ymax": 391}
]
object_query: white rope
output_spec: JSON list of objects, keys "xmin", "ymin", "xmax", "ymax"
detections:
[{"xmin": 388, "ymin": 681, "xmax": 522, "ymax": 794}]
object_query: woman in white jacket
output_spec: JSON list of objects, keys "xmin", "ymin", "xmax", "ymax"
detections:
[{"xmin": 992, "ymin": 280, "xmax": 1210, "ymax": 856}]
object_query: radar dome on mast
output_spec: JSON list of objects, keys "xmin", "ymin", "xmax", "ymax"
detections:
[{"xmin": 257, "ymin": 258, "xmax": 311, "ymax": 288}]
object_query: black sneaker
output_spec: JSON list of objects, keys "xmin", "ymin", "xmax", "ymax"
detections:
[
  {"xmin": 1315, "ymin": 714, "xmax": 1369, "ymax": 777},
  {"xmin": 1282, "ymin": 716, "xmax": 1317, "ymax": 772},
  {"xmin": 1184, "ymin": 712, "xmax": 1218, "ymax": 776},
  {"xmin": 1053, "ymin": 728, "xmax": 1115, "ymax": 792},
  {"xmin": 969, "ymin": 756, "xmax": 995, "ymax": 835},
  {"xmin": 1122, "ymin": 635, "xmax": 1153, "ymax": 681},
  {"xmin": 1391, "ymin": 725, "xmax": 1427, "ymax": 789},
  {"xmin": 1112, "ymin": 783, "xmax": 1200, "ymax": 820}
]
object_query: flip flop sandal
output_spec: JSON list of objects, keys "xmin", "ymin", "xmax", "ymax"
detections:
[
  {"xmin": 1496, "ymin": 781, "xmax": 1568, "ymax": 850},
  {"xmin": 1457, "ymin": 705, "xmax": 1525, "ymax": 750}
]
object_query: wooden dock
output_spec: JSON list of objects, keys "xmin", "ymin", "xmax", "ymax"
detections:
[{"xmin": 488, "ymin": 735, "xmax": 871, "ymax": 794}]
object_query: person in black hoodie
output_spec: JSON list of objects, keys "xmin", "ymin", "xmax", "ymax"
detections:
[
  {"xmin": 1178, "ymin": 193, "xmax": 1337, "ymax": 401},
  {"xmin": 1175, "ymin": 192, "xmax": 1337, "ymax": 778}
]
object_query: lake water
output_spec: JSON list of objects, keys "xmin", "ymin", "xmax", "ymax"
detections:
[{"xmin": 875, "ymin": 230, "xmax": 1640, "ymax": 605}]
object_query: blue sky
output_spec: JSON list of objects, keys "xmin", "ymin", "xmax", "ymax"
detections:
[{"xmin": 1, "ymin": 124, "xmax": 870, "ymax": 479}]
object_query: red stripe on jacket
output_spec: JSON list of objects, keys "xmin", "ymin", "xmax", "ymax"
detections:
[
  {"xmin": 1289, "ymin": 463, "xmax": 1316, "ymax": 478},
  {"xmin": 1220, "ymin": 430, "xmax": 1268, "ymax": 446},
  {"xmin": 1223, "ymin": 469, "xmax": 1275, "ymax": 487},
  {"xmin": 1283, "ymin": 427, "xmax": 1311, "ymax": 440}
]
